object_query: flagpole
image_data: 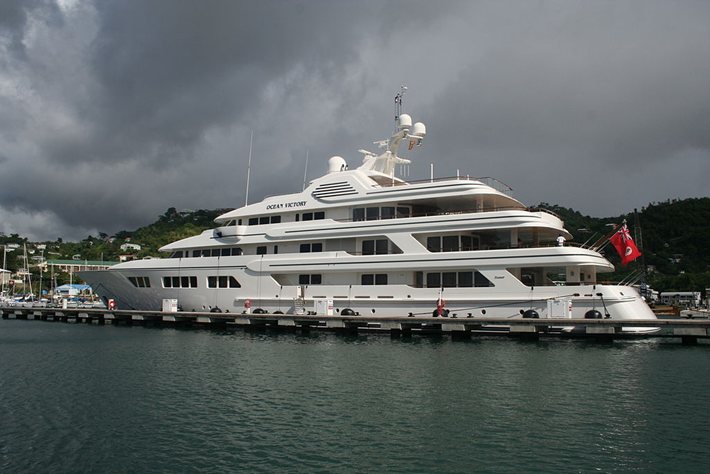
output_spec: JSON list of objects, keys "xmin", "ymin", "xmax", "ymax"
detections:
[{"xmin": 591, "ymin": 223, "xmax": 622, "ymax": 251}]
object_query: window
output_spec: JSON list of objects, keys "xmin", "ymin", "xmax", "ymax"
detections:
[
  {"xmin": 443, "ymin": 236, "xmax": 459, "ymax": 252},
  {"xmin": 300, "ymin": 243, "xmax": 322, "ymax": 253},
  {"xmin": 170, "ymin": 251, "xmax": 183, "ymax": 258},
  {"xmin": 427, "ymin": 235, "xmax": 475, "ymax": 252},
  {"xmin": 422, "ymin": 271, "xmax": 493, "ymax": 288},
  {"xmin": 314, "ymin": 211, "xmax": 325, "ymax": 220},
  {"xmin": 427, "ymin": 237, "xmax": 441, "ymax": 252},
  {"xmin": 298, "ymin": 274, "xmax": 322, "ymax": 285},
  {"xmin": 207, "ymin": 276, "xmax": 241, "ymax": 288},
  {"xmin": 442, "ymin": 272, "xmax": 457, "ymax": 288},
  {"xmin": 474, "ymin": 271, "xmax": 494, "ymax": 287},
  {"xmin": 128, "ymin": 276, "xmax": 151, "ymax": 288},
  {"xmin": 163, "ymin": 276, "xmax": 198, "ymax": 288},
  {"xmin": 211, "ymin": 249, "xmax": 220, "ymax": 257},
  {"xmin": 366, "ymin": 207, "xmax": 379, "ymax": 221},
  {"xmin": 362, "ymin": 239, "xmax": 388, "ymax": 255},
  {"xmin": 232, "ymin": 247, "xmax": 243, "ymax": 256},
  {"xmin": 259, "ymin": 216, "xmax": 269, "ymax": 225},
  {"xmin": 353, "ymin": 208, "xmax": 365, "ymax": 221},
  {"xmin": 426, "ymin": 273, "xmax": 441, "ymax": 288},
  {"xmin": 248, "ymin": 217, "xmax": 258, "ymax": 226},
  {"xmin": 458, "ymin": 271, "xmax": 473, "ymax": 288},
  {"xmin": 362, "ymin": 240, "xmax": 374, "ymax": 255},
  {"xmin": 257, "ymin": 246, "xmax": 267, "ymax": 255},
  {"xmin": 375, "ymin": 239, "xmax": 388, "ymax": 255},
  {"xmin": 397, "ymin": 206, "xmax": 411, "ymax": 218},
  {"xmin": 302, "ymin": 212, "xmax": 313, "ymax": 221},
  {"xmin": 360, "ymin": 272, "xmax": 388, "ymax": 285},
  {"xmin": 270, "ymin": 215, "xmax": 281, "ymax": 224},
  {"xmin": 221, "ymin": 248, "xmax": 231, "ymax": 257}
]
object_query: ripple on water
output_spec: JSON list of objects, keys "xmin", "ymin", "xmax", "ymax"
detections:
[{"xmin": 2, "ymin": 321, "xmax": 710, "ymax": 472}]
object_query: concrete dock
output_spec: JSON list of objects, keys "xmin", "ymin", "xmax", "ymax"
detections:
[{"xmin": 2, "ymin": 306, "xmax": 709, "ymax": 344}]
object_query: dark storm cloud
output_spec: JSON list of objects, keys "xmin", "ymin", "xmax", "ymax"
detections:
[
  {"xmin": 0, "ymin": 0, "xmax": 708, "ymax": 241},
  {"xmin": 46, "ymin": 0, "xmax": 446, "ymax": 168},
  {"xmin": 0, "ymin": 0, "xmax": 60, "ymax": 58}
]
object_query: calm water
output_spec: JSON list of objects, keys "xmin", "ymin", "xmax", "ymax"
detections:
[{"xmin": 1, "ymin": 320, "xmax": 710, "ymax": 473}]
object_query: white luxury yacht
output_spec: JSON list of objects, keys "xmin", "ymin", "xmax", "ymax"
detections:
[{"xmin": 80, "ymin": 91, "xmax": 657, "ymax": 332}]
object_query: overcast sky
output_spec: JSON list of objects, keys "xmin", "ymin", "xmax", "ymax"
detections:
[{"xmin": 1, "ymin": 0, "xmax": 708, "ymax": 241}]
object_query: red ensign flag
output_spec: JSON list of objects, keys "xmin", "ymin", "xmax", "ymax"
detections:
[{"xmin": 610, "ymin": 223, "xmax": 642, "ymax": 265}]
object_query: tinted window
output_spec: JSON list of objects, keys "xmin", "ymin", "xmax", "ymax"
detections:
[
  {"xmin": 375, "ymin": 239, "xmax": 388, "ymax": 255},
  {"xmin": 381, "ymin": 207, "xmax": 395, "ymax": 219},
  {"xmin": 427, "ymin": 237, "xmax": 441, "ymax": 252},
  {"xmin": 362, "ymin": 240, "xmax": 374, "ymax": 255},
  {"xmin": 361, "ymin": 274, "xmax": 374, "ymax": 285},
  {"xmin": 474, "ymin": 271, "xmax": 494, "ymax": 287},
  {"xmin": 353, "ymin": 208, "xmax": 365, "ymax": 221},
  {"xmin": 442, "ymin": 272, "xmax": 457, "ymax": 288},
  {"xmin": 426, "ymin": 273, "xmax": 441, "ymax": 288},
  {"xmin": 458, "ymin": 271, "xmax": 473, "ymax": 287},
  {"xmin": 366, "ymin": 207, "xmax": 379, "ymax": 221},
  {"xmin": 314, "ymin": 211, "xmax": 325, "ymax": 220},
  {"xmin": 248, "ymin": 218, "xmax": 258, "ymax": 225},
  {"xmin": 443, "ymin": 236, "xmax": 459, "ymax": 252},
  {"xmin": 375, "ymin": 274, "xmax": 388, "ymax": 285},
  {"xmin": 270, "ymin": 215, "xmax": 281, "ymax": 224}
]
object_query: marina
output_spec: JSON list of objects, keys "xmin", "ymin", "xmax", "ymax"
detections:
[{"xmin": 3, "ymin": 306, "xmax": 708, "ymax": 344}]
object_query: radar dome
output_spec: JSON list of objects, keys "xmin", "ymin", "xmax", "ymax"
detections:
[
  {"xmin": 328, "ymin": 156, "xmax": 348, "ymax": 173},
  {"xmin": 397, "ymin": 113, "xmax": 412, "ymax": 130},
  {"xmin": 412, "ymin": 122, "xmax": 426, "ymax": 138}
]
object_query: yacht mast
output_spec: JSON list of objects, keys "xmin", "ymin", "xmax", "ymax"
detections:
[{"xmin": 245, "ymin": 129, "xmax": 253, "ymax": 206}]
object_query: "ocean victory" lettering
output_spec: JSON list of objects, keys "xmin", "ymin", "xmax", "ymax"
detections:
[{"xmin": 266, "ymin": 201, "xmax": 307, "ymax": 210}]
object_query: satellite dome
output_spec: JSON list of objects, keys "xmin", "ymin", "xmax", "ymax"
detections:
[{"xmin": 328, "ymin": 156, "xmax": 348, "ymax": 173}]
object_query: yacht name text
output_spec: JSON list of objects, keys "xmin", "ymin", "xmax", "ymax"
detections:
[{"xmin": 266, "ymin": 201, "xmax": 307, "ymax": 210}]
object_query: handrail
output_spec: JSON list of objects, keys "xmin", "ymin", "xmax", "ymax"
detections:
[{"xmin": 376, "ymin": 174, "xmax": 515, "ymax": 195}]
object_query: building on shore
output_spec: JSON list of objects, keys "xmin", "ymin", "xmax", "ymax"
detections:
[{"xmin": 660, "ymin": 291, "xmax": 701, "ymax": 308}]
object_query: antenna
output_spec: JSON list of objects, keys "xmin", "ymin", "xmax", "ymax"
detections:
[
  {"xmin": 303, "ymin": 149, "xmax": 309, "ymax": 191},
  {"xmin": 245, "ymin": 129, "xmax": 253, "ymax": 206},
  {"xmin": 394, "ymin": 84, "xmax": 407, "ymax": 128}
]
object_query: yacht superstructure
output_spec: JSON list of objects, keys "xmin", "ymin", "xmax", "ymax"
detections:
[{"xmin": 80, "ymin": 91, "xmax": 657, "ymax": 331}]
